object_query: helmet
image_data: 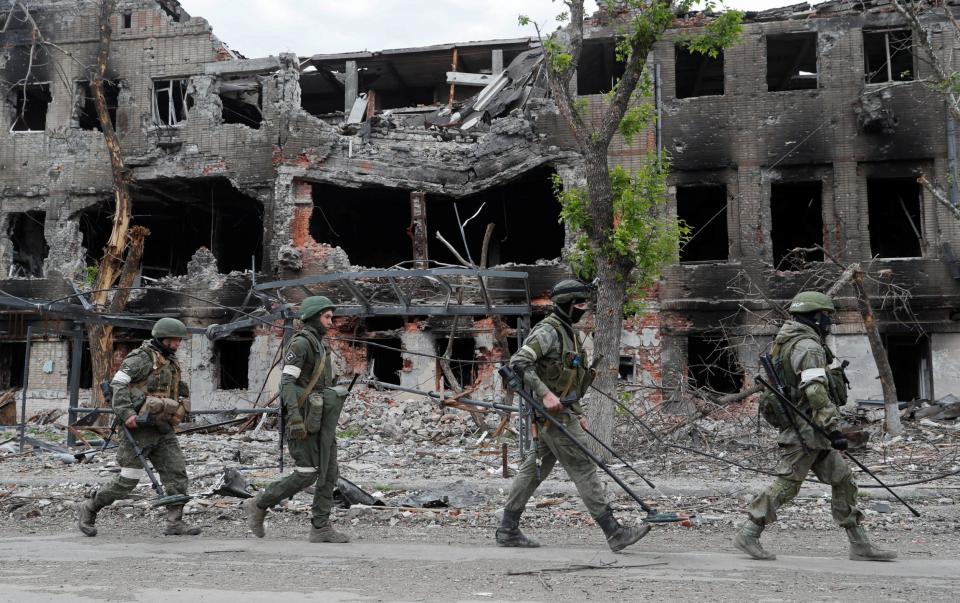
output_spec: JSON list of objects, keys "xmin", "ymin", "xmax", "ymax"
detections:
[
  {"xmin": 550, "ymin": 279, "xmax": 594, "ymax": 305},
  {"xmin": 788, "ymin": 291, "xmax": 835, "ymax": 315},
  {"xmin": 151, "ymin": 317, "xmax": 188, "ymax": 339},
  {"xmin": 300, "ymin": 296, "xmax": 335, "ymax": 321}
]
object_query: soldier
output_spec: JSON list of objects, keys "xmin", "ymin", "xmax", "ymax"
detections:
[
  {"xmin": 734, "ymin": 291, "xmax": 897, "ymax": 561},
  {"xmin": 243, "ymin": 296, "xmax": 350, "ymax": 542},
  {"xmin": 496, "ymin": 279, "xmax": 649, "ymax": 552},
  {"xmin": 77, "ymin": 317, "xmax": 199, "ymax": 537}
]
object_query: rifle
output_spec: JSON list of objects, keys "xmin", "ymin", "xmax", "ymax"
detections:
[
  {"xmin": 759, "ymin": 352, "xmax": 811, "ymax": 455},
  {"xmin": 500, "ymin": 365, "xmax": 679, "ymax": 523},
  {"xmin": 755, "ymin": 375, "xmax": 921, "ymax": 517},
  {"xmin": 120, "ymin": 419, "xmax": 191, "ymax": 507}
]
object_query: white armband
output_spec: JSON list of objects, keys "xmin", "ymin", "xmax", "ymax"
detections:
[
  {"xmin": 282, "ymin": 364, "xmax": 302, "ymax": 378},
  {"xmin": 799, "ymin": 367, "xmax": 827, "ymax": 387},
  {"xmin": 111, "ymin": 370, "xmax": 131, "ymax": 385}
]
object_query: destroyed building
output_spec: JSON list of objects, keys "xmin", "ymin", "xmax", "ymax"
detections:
[{"xmin": 1, "ymin": 0, "xmax": 960, "ymax": 420}]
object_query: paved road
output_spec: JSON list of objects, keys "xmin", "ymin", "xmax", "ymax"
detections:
[{"xmin": 1, "ymin": 533, "xmax": 956, "ymax": 601}]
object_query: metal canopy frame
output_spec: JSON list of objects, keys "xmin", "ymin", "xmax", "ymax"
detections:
[{"xmin": 253, "ymin": 267, "xmax": 533, "ymax": 318}]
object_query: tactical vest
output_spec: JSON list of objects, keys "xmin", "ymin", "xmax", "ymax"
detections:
[
  {"xmin": 534, "ymin": 314, "xmax": 588, "ymax": 400},
  {"xmin": 289, "ymin": 329, "xmax": 334, "ymax": 392},
  {"xmin": 129, "ymin": 344, "xmax": 181, "ymax": 400},
  {"xmin": 774, "ymin": 333, "xmax": 848, "ymax": 408}
]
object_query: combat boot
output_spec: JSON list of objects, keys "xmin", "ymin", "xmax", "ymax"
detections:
[
  {"xmin": 734, "ymin": 519, "xmax": 776, "ymax": 560},
  {"xmin": 846, "ymin": 525, "xmax": 897, "ymax": 561},
  {"xmin": 243, "ymin": 497, "xmax": 267, "ymax": 538},
  {"xmin": 77, "ymin": 497, "xmax": 102, "ymax": 537},
  {"xmin": 308, "ymin": 520, "xmax": 350, "ymax": 543},
  {"xmin": 495, "ymin": 509, "xmax": 539, "ymax": 548},
  {"xmin": 596, "ymin": 509, "xmax": 650, "ymax": 552},
  {"xmin": 163, "ymin": 505, "xmax": 202, "ymax": 536}
]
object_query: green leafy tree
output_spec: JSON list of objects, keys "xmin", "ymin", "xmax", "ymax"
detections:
[{"xmin": 521, "ymin": 1, "xmax": 742, "ymax": 452}]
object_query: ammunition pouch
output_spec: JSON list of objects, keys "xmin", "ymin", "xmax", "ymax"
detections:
[
  {"xmin": 827, "ymin": 367, "xmax": 849, "ymax": 407},
  {"xmin": 304, "ymin": 386, "xmax": 348, "ymax": 434},
  {"xmin": 140, "ymin": 396, "xmax": 184, "ymax": 432},
  {"xmin": 758, "ymin": 386, "xmax": 799, "ymax": 430}
]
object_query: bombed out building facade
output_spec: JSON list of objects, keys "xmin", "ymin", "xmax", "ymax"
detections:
[{"xmin": 2, "ymin": 0, "xmax": 960, "ymax": 418}]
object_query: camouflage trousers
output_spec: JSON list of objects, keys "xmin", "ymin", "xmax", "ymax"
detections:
[
  {"xmin": 747, "ymin": 445, "xmax": 864, "ymax": 528},
  {"xmin": 258, "ymin": 395, "xmax": 341, "ymax": 527},
  {"xmin": 504, "ymin": 411, "xmax": 608, "ymax": 519},
  {"xmin": 93, "ymin": 427, "xmax": 188, "ymax": 508}
]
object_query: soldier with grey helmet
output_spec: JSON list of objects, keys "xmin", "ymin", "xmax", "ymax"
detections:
[
  {"xmin": 734, "ymin": 291, "xmax": 897, "ymax": 561},
  {"xmin": 496, "ymin": 279, "xmax": 650, "ymax": 552},
  {"xmin": 243, "ymin": 296, "xmax": 352, "ymax": 543},
  {"xmin": 77, "ymin": 317, "xmax": 199, "ymax": 537}
]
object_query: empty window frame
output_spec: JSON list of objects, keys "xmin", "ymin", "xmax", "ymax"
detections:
[
  {"xmin": 122, "ymin": 10, "xmax": 132, "ymax": 28},
  {"xmin": 686, "ymin": 334, "xmax": 743, "ymax": 394},
  {"xmin": 675, "ymin": 46, "xmax": 724, "ymax": 99},
  {"xmin": 0, "ymin": 342, "xmax": 27, "ymax": 389},
  {"xmin": 767, "ymin": 32, "xmax": 818, "ymax": 91},
  {"xmin": 577, "ymin": 40, "xmax": 626, "ymax": 95},
  {"xmin": 619, "ymin": 355, "xmax": 636, "ymax": 382},
  {"xmin": 885, "ymin": 333, "xmax": 931, "ymax": 401},
  {"xmin": 219, "ymin": 79, "xmax": 262, "ymax": 129},
  {"xmin": 863, "ymin": 29, "xmax": 913, "ymax": 84},
  {"xmin": 75, "ymin": 80, "xmax": 120, "ymax": 131},
  {"xmin": 152, "ymin": 79, "xmax": 191, "ymax": 126},
  {"xmin": 770, "ymin": 181, "xmax": 823, "ymax": 268},
  {"xmin": 216, "ymin": 337, "xmax": 252, "ymax": 390},
  {"xmin": 677, "ymin": 185, "xmax": 728, "ymax": 262},
  {"xmin": 8, "ymin": 83, "xmax": 52, "ymax": 131},
  {"xmin": 366, "ymin": 338, "xmax": 403, "ymax": 385},
  {"xmin": 435, "ymin": 337, "xmax": 476, "ymax": 388},
  {"xmin": 867, "ymin": 177, "xmax": 923, "ymax": 258},
  {"xmin": 6, "ymin": 211, "xmax": 49, "ymax": 277}
]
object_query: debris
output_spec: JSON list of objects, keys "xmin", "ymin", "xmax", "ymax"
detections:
[
  {"xmin": 210, "ymin": 468, "xmax": 253, "ymax": 499},
  {"xmin": 397, "ymin": 479, "xmax": 486, "ymax": 509}
]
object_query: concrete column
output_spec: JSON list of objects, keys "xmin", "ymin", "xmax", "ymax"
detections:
[
  {"xmin": 931, "ymin": 333, "xmax": 960, "ymax": 401},
  {"xmin": 829, "ymin": 333, "xmax": 883, "ymax": 402},
  {"xmin": 491, "ymin": 49, "xmax": 504, "ymax": 75},
  {"xmin": 399, "ymin": 327, "xmax": 435, "ymax": 390},
  {"xmin": 186, "ymin": 333, "xmax": 215, "ymax": 411},
  {"xmin": 344, "ymin": 60, "xmax": 358, "ymax": 113},
  {"xmin": 410, "ymin": 191, "xmax": 428, "ymax": 268}
]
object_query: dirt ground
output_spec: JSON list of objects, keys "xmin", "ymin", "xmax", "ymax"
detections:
[{"xmin": 2, "ymin": 427, "xmax": 959, "ymax": 602}]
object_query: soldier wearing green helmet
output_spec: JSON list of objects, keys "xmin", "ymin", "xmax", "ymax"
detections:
[
  {"xmin": 495, "ymin": 279, "xmax": 650, "ymax": 552},
  {"xmin": 77, "ymin": 317, "xmax": 199, "ymax": 537},
  {"xmin": 244, "ymin": 295, "xmax": 352, "ymax": 543},
  {"xmin": 734, "ymin": 291, "xmax": 897, "ymax": 562}
]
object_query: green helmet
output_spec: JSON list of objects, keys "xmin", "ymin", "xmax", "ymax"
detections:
[
  {"xmin": 152, "ymin": 317, "xmax": 188, "ymax": 339},
  {"xmin": 788, "ymin": 291, "xmax": 835, "ymax": 315},
  {"xmin": 300, "ymin": 296, "xmax": 335, "ymax": 321},
  {"xmin": 550, "ymin": 279, "xmax": 594, "ymax": 305}
]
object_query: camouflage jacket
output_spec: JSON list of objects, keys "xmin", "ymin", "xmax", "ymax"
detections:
[
  {"xmin": 509, "ymin": 313, "xmax": 592, "ymax": 415},
  {"xmin": 110, "ymin": 340, "xmax": 189, "ymax": 423},
  {"xmin": 774, "ymin": 320, "xmax": 842, "ymax": 449},
  {"xmin": 280, "ymin": 324, "xmax": 336, "ymax": 425}
]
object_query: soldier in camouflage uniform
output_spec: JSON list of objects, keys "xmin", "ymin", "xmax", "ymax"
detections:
[
  {"xmin": 734, "ymin": 291, "xmax": 897, "ymax": 561},
  {"xmin": 496, "ymin": 279, "xmax": 650, "ymax": 552},
  {"xmin": 77, "ymin": 317, "xmax": 200, "ymax": 537},
  {"xmin": 243, "ymin": 296, "xmax": 351, "ymax": 543}
]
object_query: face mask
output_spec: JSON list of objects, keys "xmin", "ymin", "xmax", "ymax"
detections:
[
  {"xmin": 569, "ymin": 302, "xmax": 588, "ymax": 324},
  {"xmin": 817, "ymin": 312, "xmax": 832, "ymax": 335}
]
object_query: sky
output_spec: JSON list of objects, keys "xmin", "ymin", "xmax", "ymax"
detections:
[{"xmin": 180, "ymin": 0, "xmax": 806, "ymax": 58}]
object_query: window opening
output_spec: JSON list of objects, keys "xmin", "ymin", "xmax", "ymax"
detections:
[
  {"xmin": 677, "ymin": 185, "xmax": 728, "ymax": 262},
  {"xmin": 675, "ymin": 46, "xmax": 724, "ymax": 99},
  {"xmin": 885, "ymin": 333, "xmax": 931, "ymax": 401},
  {"xmin": 152, "ymin": 79, "xmax": 191, "ymax": 126},
  {"xmin": 219, "ymin": 79, "xmax": 262, "ymax": 129},
  {"xmin": 0, "ymin": 342, "xmax": 26, "ymax": 389},
  {"xmin": 366, "ymin": 338, "xmax": 403, "ymax": 385},
  {"xmin": 7, "ymin": 211, "xmax": 48, "ymax": 277},
  {"xmin": 687, "ymin": 334, "xmax": 742, "ymax": 394},
  {"xmin": 216, "ymin": 337, "xmax": 252, "ymax": 390},
  {"xmin": 867, "ymin": 177, "xmax": 922, "ymax": 258},
  {"xmin": 771, "ymin": 181, "xmax": 823, "ymax": 268},
  {"xmin": 619, "ymin": 355, "xmax": 635, "ymax": 382},
  {"xmin": 122, "ymin": 11, "xmax": 132, "ymax": 28},
  {"xmin": 436, "ymin": 337, "xmax": 476, "ymax": 388},
  {"xmin": 8, "ymin": 83, "xmax": 51, "ymax": 131},
  {"xmin": 864, "ymin": 29, "xmax": 913, "ymax": 84},
  {"xmin": 767, "ymin": 32, "xmax": 817, "ymax": 91},
  {"xmin": 577, "ymin": 40, "xmax": 626, "ymax": 95},
  {"xmin": 76, "ymin": 80, "xmax": 120, "ymax": 131}
]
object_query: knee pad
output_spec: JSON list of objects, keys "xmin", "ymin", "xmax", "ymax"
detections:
[
  {"xmin": 294, "ymin": 466, "xmax": 318, "ymax": 482},
  {"xmin": 119, "ymin": 467, "xmax": 146, "ymax": 484}
]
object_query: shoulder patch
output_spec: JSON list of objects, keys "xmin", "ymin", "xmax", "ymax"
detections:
[{"xmin": 285, "ymin": 350, "xmax": 299, "ymax": 363}]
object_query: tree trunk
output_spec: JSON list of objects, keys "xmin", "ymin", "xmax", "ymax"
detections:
[
  {"xmin": 88, "ymin": 0, "xmax": 133, "ymax": 408},
  {"xmin": 852, "ymin": 268, "xmax": 903, "ymax": 435},
  {"xmin": 586, "ymin": 256, "xmax": 628, "ymax": 459}
]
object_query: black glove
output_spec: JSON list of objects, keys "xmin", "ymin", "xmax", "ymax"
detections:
[{"xmin": 829, "ymin": 430, "xmax": 848, "ymax": 451}]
